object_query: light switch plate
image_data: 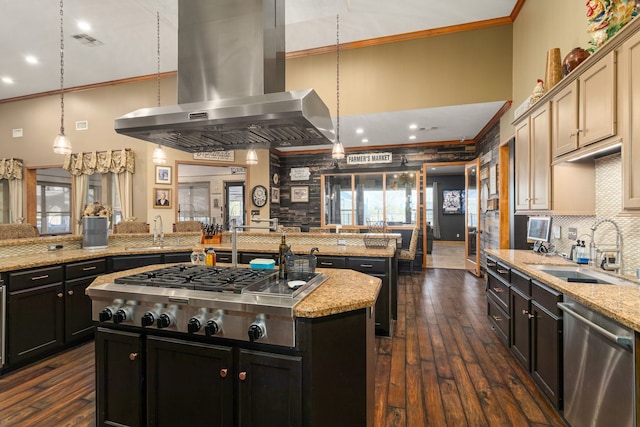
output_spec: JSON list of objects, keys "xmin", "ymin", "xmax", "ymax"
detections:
[
  {"xmin": 552, "ymin": 225, "xmax": 561, "ymax": 239},
  {"xmin": 568, "ymin": 227, "xmax": 578, "ymax": 240}
]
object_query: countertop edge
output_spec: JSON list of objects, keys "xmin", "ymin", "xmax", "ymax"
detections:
[{"xmin": 486, "ymin": 249, "xmax": 640, "ymax": 332}]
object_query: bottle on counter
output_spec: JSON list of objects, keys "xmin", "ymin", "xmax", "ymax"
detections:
[
  {"xmin": 206, "ymin": 247, "xmax": 216, "ymax": 266},
  {"xmin": 278, "ymin": 232, "xmax": 288, "ymax": 280}
]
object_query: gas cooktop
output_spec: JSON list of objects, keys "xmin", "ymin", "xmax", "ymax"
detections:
[{"xmin": 114, "ymin": 264, "xmax": 321, "ymax": 297}]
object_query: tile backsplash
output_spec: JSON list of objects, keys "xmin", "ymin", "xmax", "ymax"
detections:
[{"xmin": 551, "ymin": 153, "xmax": 639, "ymax": 277}]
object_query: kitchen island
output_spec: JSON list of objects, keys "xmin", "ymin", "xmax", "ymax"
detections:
[{"xmin": 0, "ymin": 234, "xmax": 382, "ymax": 426}]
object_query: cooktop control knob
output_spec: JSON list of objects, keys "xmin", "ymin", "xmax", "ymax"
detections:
[
  {"xmin": 99, "ymin": 308, "xmax": 113, "ymax": 322},
  {"xmin": 248, "ymin": 323, "xmax": 265, "ymax": 342},
  {"xmin": 157, "ymin": 313, "xmax": 172, "ymax": 329},
  {"xmin": 113, "ymin": 309, "xmax": 127, "ymax": 324},
  {"xmin": 204, "ymin": 320, "xmax": 220, "ymax": 336},
  {"xmin": 141, "ymin": 312, "xmax": 155, "ymax": 327},
  {"xmin": 187, "ymin": 318, "xmax": 201, "ymax": 334}
]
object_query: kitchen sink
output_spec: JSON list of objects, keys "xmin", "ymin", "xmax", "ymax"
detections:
[{"xmin": 528, "ymin": 264, "xmax": 636, "ymax": 286}]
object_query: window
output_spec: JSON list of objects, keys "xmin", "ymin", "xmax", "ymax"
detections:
[
  {"xmin": 178, "ymin": 183, "xmax": 211, "ymax": 223},
  {"xmin": 36, "ymin": 182, "xmax": 71, "ymax": 235},
  {"xmin": 0, "ymin": 180, "xmax": 9, "ymax": 224},
  {"xmin": 425, "ymin": 186, "xmax": 434, "ymax": 226},
  {"xmin": 322, "ymin": 171, "xmax": 418, "ymax": 227}
]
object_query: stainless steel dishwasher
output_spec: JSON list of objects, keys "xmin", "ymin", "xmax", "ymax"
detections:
[{"xmin": 558, "ymin": 297, "xmax": 636, "ymax": 427}]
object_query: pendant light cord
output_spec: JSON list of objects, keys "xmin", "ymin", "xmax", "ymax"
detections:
[
  {"xmin": 59, "ymin": 0, "xmax": 65, "ymax": 135},
  {"xmin": 157, "ymin": 11, "xmax": 161, "ymax": 107},
  {"xmin": 336, "ymin": 14, "xmax": 340, "ymax": 144}
]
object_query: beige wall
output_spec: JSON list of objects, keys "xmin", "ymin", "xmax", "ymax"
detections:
[
  {"xmin": 500, "ymin": 0, "xmax": 592, "ymax": 140},
  {"xmin": 287, "ymin": 24, "xmax": 513, "ymax": 115}
]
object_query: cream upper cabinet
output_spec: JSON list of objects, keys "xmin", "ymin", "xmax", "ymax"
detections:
[
  {"xmin": 620, "ymin": 29, "xmax": 640, "ymax": 209},
  {"xmin": 515, "ymin": 102, "xmax": 551, "ymax": 212},
  {"xmin": 552, "ymin": 51, "xmax": 616, "ymax": 158}
]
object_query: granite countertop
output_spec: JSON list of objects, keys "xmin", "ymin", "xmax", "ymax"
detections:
[
  {"xmin": 0, "ymin": 242, "xmax": 395, "ymax": 273},
  {"xmin": 486, "ymin": 249, "xmax": 640, "ymax": 332},
  {"xmin": 88, "ymin": 264, "xmax": 381, "ymax": 319}
]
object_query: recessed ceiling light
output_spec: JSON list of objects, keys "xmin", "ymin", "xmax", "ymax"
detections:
[
  {"xmin": 361, "ymin": 138, "xmax": 369, "ymax": 143},
  {"xmin": 409, "ymin": 124, "xmax": 418, "ymax": 130},
  {"xmin": 25, "ymin": 55, "xmax": 38, "ymax": 64},
  {"xmin": 409, "ymin": 135, "xmax": 416, "ymax": 140},
  {"xmin": 355, "ymin": 128, "xmax": 364, "ymax": 134},
  {"xmin": 2, "ymin": 76, "xmax": 14, "ymax": 84},
  {"xmin": 77, "ymin": 20, "xmax": 91, "ymax": 32}
]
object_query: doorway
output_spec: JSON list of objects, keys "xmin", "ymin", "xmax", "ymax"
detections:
[
  {"xmin": 422, "ymin": 162, "xmax": 467, "ymax": 269},
  {"xmin": 465, "ymin": 159, "xmax": 481, "ymax": 276}
]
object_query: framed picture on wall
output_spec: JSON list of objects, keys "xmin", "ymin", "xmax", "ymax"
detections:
[
  {"xmin": 442, "ymin": 189, "xmax": 464, "ymax": 214},
  {"xmin": 154, "ymin": 188, "xmax": 172, "ymax": 208},
  {"xmin": 155, "ymin": 165, "xmax": 172, "ymax": 185},
  {"xmin": 271, "ymin": 187, "xmax": 280, "ymax": 203},
  {"xmin": 291, "ymin": 186, "xmax": 309, "ymax": 203}
]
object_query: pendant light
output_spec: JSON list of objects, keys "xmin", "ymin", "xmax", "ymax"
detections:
[
  {"xmin": 152, "ymin": 12, "xmax": 167, "ymax": 165},
  {"xmin": 332, "ymin": 14, "xmax": 345, "ymax": 160},
  {"xmin": 246, "ymin": 146, "xmax": 259, "ymax": 165},
  {"xmin": 52, "ymin": 0, "xmax": 72, "ymax": 155}
]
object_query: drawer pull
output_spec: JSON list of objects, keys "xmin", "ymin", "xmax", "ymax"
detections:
[
  {"xmin": 492, "ymin": 315, "xmax": 503, "ymax": 322},
  {"xmin": 219, "ymin": 368, "xmax": 228, "ymax": 378},
  {"xmin": 68, "ymin": 290, "xmax": 74, "ymax": 296},
  {"xmin": 359, "ymin": 264, "xmax": 373, "ymax": 268},
  {"xmin": 487, "ymin": 262, "xmax": 497, "ymax": 268},
  {"xmin": 320, "ymin": 262, "xmax": 333, "ymax": 266},
  {"xmin": 522, "ymin": 309, "xmax": 535, "ymax": 319},
  {"xmin": 492, "ymin": 287, "xmax": 504, "ymax": 293},
  {"xmin": 57, "ymin": 292, "xmax": 64, "ymax": 298},
  {"xmin": 239, "ymin": 371, "xmax": 247, "ymax": 381},
  {"xmin": 82, "ymin": 266, "xmax": 97, "ymax": 271},
  {"xmin": 31, "ymin": 275, "xmax": 49, "ymax": 281},
  {"xmin": 129, "ymin": 353, "xmax": 138, "ymax": 361},
  {"xmin": 497, "ymin": 269, "xmax": 508, "ymax": 274}
]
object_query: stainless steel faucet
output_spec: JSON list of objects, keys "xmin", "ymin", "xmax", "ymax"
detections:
[
  {"xmin": 230, "ymin": 217, "xmax": 278, "ymax": 267},
  {"xmin": 590, "ymin": 218, "xmax": 622, "ymax": 273},
  {"xmin": 153, "ymin": 215, "xmax": 164, "ymax": 246}
]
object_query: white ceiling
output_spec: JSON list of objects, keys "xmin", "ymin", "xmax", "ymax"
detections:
[{"xmin": 0, "ymin": 0, "xmax": 516, "ymax": 150}]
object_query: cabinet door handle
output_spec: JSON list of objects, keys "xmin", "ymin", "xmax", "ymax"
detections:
[
  {"xmin": 57, "ymin": 292, "xmax": 63, "ymax": 298},
  {"xmin": 497, "ymin": 268, "xmax": 508, "ymax": 274},
  {"xmin": 492, "ymin": 287, "xmax": 504, "ymax": 293},
  {"xmin": 522, "ymin": 309, "xmax": 535, "ymax": 319},
  {"xmin": 67, "ymin": 290, "xmax": 74, "ymax": 296},
  {"xmin": 487, "ymin": 262, "xmax": 496, "ymax": 268},
  {"xmin": 219, "ymin": 368, "xmax": 228, "ymax": 378},
  {"xmin": 129, "ymin": 352, "xmax": 138, "ymax": 361},
  {"xmin": 359, "ymin": 264, "xmax": 373, "ymax": 268},
  {"xmin": 238, "ymin": 371, "xmax": 247, "ymax": 381},
  {"xmin": 492, "ymin": 315, "xmax": 502, "ymax": 322},
  {"xmin": 320, "ymin": 262, "xmax": 333, "ymax": 266},
  {"xmin": 82, "ymin": 266, "xmax": 97, "ymax": 271},
  {"xmin": 31, "ymin": 275, "xmax": 49, "ymax": 281}
]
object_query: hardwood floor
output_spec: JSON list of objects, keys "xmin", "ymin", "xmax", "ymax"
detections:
[{"xmin": 0, "ymin": 269, "xmax": 565, "ymax": 427}]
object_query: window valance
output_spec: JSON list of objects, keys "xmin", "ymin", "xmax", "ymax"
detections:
[
  {"xmin": 63, "ymin": 149, "xmax": 135, "ymax": 176},
  {"xmin": 0, "ymin": 158, "xmax": 24, "ymax": 180}
]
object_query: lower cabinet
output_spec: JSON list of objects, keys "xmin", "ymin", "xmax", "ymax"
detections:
[
  {"xmin": 95, "ymin": 328, "xmax": 301, "ymax": 427},
  {"xmin": 530, "ymin": 281, "xmax": 563, "ymax": 409},
  {"xmin": 109, "ymin": 254, "xmax": 163, "ymax": 272},
  {"xmin": 8, "ymin": 281, "xmax": 64, "ymax": 365},
  {"xmin": 487, "ymin": 260, "xmax": 564, "ymax": 411}
]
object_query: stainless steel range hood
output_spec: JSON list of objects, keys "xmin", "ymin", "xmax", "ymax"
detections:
[{"xmin": 114, "ymin": 0, "xmax": 335, "ymax": 151}]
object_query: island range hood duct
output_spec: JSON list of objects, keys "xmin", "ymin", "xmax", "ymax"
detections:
[{"xmin": 114, "ymin": 0, "xmax": 335, "ymax": 151}]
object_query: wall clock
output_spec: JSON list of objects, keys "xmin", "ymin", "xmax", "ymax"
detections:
[
  {"xmin": 251, "ymin": 185, "xmax": 268, "ymax": 207},
  {"xmin": 272, "ymin": 172, "xmax": 279, "ymax": 185}
]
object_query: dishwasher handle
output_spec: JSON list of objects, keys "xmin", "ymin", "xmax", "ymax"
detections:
[{"xmin": 557, "ymin": 302, "xmax": 633, "ymax": 348}]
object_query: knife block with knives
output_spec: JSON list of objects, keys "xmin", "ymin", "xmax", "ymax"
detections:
[{"xmin": 200, "ymin": 224, "xmax": 223, "ymax": 244}]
